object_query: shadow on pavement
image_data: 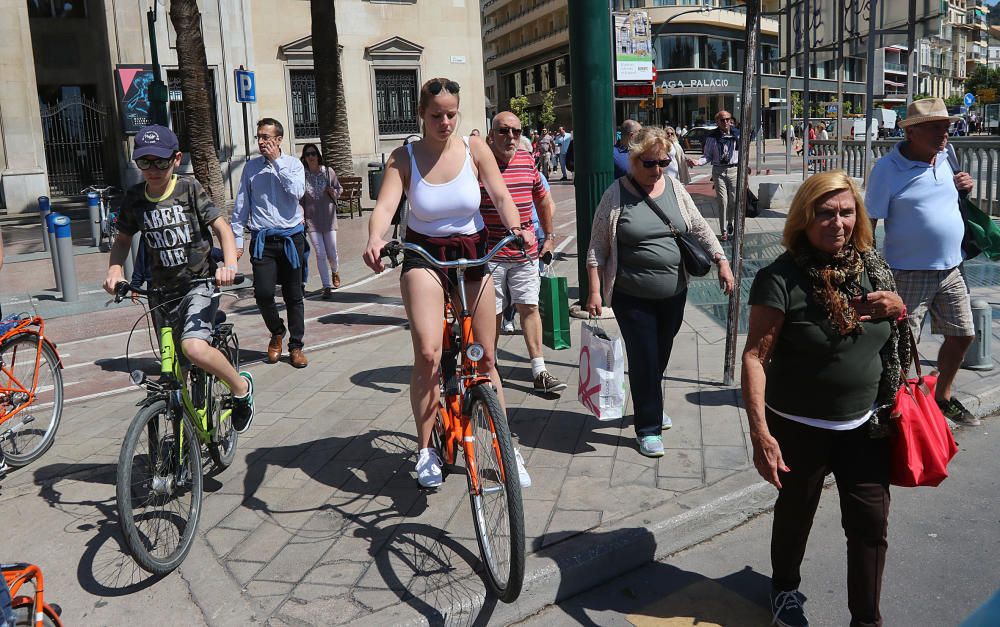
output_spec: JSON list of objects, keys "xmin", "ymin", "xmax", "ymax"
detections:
[
  {"xmin": 349, "ymin": 364, "xmax": 412, "ymax": 393},
  {"xmin": 687, "ymin": 388, "xmax": 741, "ymax": 408},
  {"xmin": 508, "ymin": 408, "xmax": 632, "ymax": 456}
]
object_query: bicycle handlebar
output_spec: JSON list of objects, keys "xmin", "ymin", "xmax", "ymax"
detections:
[
  {"xmin": 81, "ymin": 185, "xmax": 121, "ymax": 195},
  {"xmin": 380, "ymin": 233, "xmax": 525, "ymax": 270},
  {"xmin": 114, "ymin": 274, "xmax": 246, "ymax": 303}
]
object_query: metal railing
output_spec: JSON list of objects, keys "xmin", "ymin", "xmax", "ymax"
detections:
[{"xmin": 809, "ymin": 138, "xmax": 1000, "ymax": 215}]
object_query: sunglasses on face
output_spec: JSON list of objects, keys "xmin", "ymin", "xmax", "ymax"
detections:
[
  {"xmin": 304, "ymin": 151, "xmax": 319, "ymax": 157},
  {"xmin": 135, "ymin": 157, "xmax": 174, "ymax": 170},
  {"xmin": 719, "ymin": 117, "xmax": 734, "ymax": 123},
  {"xmin": 427, "ymin": 80, "xmax": 460, "ymax": 96},
  {"xmin": 495, "ymin": 127, "xmax": 523, "ymax": 137},
  {"xmin": 641, "ymin": 158, "xmax": 671, "ymax": 168}
]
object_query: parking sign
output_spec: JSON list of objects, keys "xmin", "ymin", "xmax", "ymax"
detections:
[{"xmin": 235, "ymin": 69, "xmax": 256, "ymax": 103}]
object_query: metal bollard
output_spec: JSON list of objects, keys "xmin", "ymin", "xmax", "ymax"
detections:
[
  {"xmin": 46, "ymin": 212, "xmax": 62, "ymax": 294},
  {"xmin": 37, "ymin": 196, "xmax": 50, "ymax": 252},
  {"xmin": 962, "ymin": 299, "xmax": 993, "ymax": 371},
  {"xmin": 53, "ymin": 215, "xmax": 78, "ymax": 302},
  {"xmin": 86, "ymin": 192, "xmax": 101, "ymax": 247}
]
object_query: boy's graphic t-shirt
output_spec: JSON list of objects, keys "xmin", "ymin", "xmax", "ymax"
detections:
[{"xmin": 117, "ymin": 175, "xmax": 222, "ymax": 291}]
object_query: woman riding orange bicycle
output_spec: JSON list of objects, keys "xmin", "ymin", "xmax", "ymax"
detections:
[{"xmin": 363, "ymin": 77, "xmax": 534, "ymax": 488}]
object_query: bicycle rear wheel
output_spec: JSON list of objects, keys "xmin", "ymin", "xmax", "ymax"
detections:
[
  {"xmin": 116, "ymin": 400, "xmax": 203, "ymax": 575},
  {"xmin": 0, "ymin": 333, "xmax": 63, "ymax": 467},
  {"xmin": 465, "ymin": 384, "xmax": 525, "ymax": 602}
]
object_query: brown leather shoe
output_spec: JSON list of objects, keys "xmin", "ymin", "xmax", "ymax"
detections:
[
  {"xmin": 289, "ymin": 347, "xmax": 309, "ymax": 369},
  {"xmin": 332, "ymin": 273, "xmax": 341, "ymax": 289},
  {"xmin": 266, "ymin": 333, "xmax": 283, "ymax": 364}
]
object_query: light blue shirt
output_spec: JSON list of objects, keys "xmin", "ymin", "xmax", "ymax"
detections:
[
  {"xmin": 865, "ymin": 142, "xmax": 964, "ymax": 270},
  {"xmin": 232, "ymin": 153, "xmax": 306, "ymax": 247}
]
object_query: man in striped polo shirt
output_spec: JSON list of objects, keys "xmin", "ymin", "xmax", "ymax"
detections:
[{"xmin": 482, "ymin": 112, "xmax": 566, "ymax": 395}]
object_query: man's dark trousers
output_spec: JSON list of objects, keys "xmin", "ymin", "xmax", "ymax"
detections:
[{"xmin": 250, "ymin": 232, "xmax": 306, "ymax": 350}]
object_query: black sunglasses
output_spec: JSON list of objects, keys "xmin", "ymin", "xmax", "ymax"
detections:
[
  {"xmin": 641, "ymin": 158, "xmax": 671, "ymax": 168},
  {"xmin": 135, "ymin": 156, "xmax": 175, "ymax": 170},
  {"xmin": 303, "ymin": 151, "xmax": 319, "ymax": 157},
  {"xmin": 427, "ymin": 80, "xmax": 460, "ymax": 96},
  {"xmin": 495, "ymin": 127, "xmax": 523, "ymax": 137}
]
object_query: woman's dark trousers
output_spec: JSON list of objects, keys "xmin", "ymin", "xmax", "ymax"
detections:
[
  {"xmin": 611, "ymin": 288, "xmax": 686, "ymax": 438},
  {"xmin": 250, "ymin": 232, "xmax": 306, "ymax": 350},
  {"xmin": 768, "ymin": 413, "xmax": 891, "ymax": 627}
]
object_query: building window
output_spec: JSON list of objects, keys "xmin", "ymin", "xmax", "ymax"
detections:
[
  {"xmin": 27, "ymin": 0, "xmax": 86, "ymax": 18},
  {"xmin": 289, "ymin": 70, "xmax": 319, "ymax": 138},
  {"xmin": 524, "ymin": 67, "xmax": 536, "ymax": 94},
  {"xmin": 555, "ymin": 57, "xmax": 570, "ymax": 87},
  {"xmin": 658, "ymin": 36, "xmax": 699, "ymax": 69},
  {"xmin": 702, "ymin": 37, "xmax": 731, "ymax": 71},
  {"xmin": 374, "ymin": 69, "xmax": 419, "ymax": 135},
  {"xmin": 166, "ymin": 70, "xmax": 221, "ymax": 152}
]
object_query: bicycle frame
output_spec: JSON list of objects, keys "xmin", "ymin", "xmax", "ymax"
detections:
[
  {"xmin": 0, "ymin": 317, "xmax": 63, "ymax": 425},
  {"xmin": 156, "ymin": 325, "xmax": 228, "ymax": 448},
  {"xmin": 2, "ymin": 562, "xmax": 63, "ymax": 627}
]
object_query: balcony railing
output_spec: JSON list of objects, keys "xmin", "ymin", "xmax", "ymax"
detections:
[
  {"xmin": 484, "ymin": 0, "xmax": 557, "ymax": 38},
  {"xmin": 487, "ymin": 25, "xmax": 569, "ymax": 68},
  {"xmin": 884, "ymin": 62, "xmax": 908, "ymax": 72}
]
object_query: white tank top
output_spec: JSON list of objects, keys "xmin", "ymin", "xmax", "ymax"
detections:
[{"xmin": 405, "ymin": 137, "xmax": 485, "ymax": 237}]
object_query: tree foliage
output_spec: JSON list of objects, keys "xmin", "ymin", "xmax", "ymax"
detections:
[
  {"xmin": 508, "ymin": 95, "xmax": 529, "ymax": 120},
  {"xmin": 540, "ymin": 90, "xmax": 557, "ymax": 130},
  {"xmin": 964, "ymin": 66, "xmax": 1000, "ymax": 103}
]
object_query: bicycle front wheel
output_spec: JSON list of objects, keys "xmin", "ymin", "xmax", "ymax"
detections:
[
  {"xmin": 116, "ymin": 400, "xmax": 203, "ymax": 575},
  {"xmin": 465, "ymin": 384, "xmax": 525, "ymax": 602},
  {"xmin": 0, "ymin": 333, "xmax": 63, "ymax": 466}
]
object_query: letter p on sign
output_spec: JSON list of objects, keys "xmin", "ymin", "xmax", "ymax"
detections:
[{"xmin": 235, "ymin": 69, "xmax": 256, "ymax": 103}]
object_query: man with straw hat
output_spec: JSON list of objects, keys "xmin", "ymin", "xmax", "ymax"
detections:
[{"xmin": 865, "ymin": 97, "xmax": 980, "ymax": 426}]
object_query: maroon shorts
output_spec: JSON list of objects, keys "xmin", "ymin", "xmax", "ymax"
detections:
[{"xmin": 401, "ymin": 227, "xmax": 489, "ymax": 287}]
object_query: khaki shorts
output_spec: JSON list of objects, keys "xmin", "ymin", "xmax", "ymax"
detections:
[
  {"xmin": 892, "ymin": 267, "xmax": 974, "ymax": 339},
  {"xmin": 155, "ymin": 283, "xmax": 220, "ymax": 344},
  {"xmin": 489, "ymin": 260, "xmax": 540, "ymax": 314}
]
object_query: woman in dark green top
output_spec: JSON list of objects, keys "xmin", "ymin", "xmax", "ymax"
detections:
[{"xmin": 741, "ymin": 170, "xmax": 910, "ymax": 627}]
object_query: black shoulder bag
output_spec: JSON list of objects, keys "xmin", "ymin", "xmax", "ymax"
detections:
[{"xmin": 624, "ymin": 177, "xmax": 713, "ymax": 277}]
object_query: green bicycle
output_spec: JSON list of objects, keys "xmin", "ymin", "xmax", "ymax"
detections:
[{"xmin": 112, "ymin": 276, "xmax": 243, "ymax": 575}]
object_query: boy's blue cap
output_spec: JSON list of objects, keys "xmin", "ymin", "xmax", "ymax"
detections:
[{"xmin": 133, "ymin": 125, "xmax": 179, "ymax": 160}]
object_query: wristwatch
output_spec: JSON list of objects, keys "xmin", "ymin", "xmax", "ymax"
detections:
[{"xmin": 545, "ymin": 232, "xmax": 557, "ymax": 239}]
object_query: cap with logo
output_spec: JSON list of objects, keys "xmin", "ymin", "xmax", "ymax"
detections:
[{"xmin": 132, "ymin": 125, "xmax": 179, "ymax": 160}]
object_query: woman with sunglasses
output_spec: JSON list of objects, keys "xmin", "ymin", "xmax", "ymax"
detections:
[
  {"xmin": 585, "ymin": 126, "xmax": 734, "ymax": 458},
  {"xmin": 299, "ymin": 143, "xmax": 344, "ymax": 298},
  {"xmin": 363, "ymin": 77, "xmax": 534, "ymax": 488},
  {"xmin": 663, "ymin": 126, "xmax": 692, "ymax": 184}
]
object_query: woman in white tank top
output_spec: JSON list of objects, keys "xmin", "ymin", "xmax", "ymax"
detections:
[{"xmin": 363, "ymin": 78, "xmax": 535, "ymax": 488}]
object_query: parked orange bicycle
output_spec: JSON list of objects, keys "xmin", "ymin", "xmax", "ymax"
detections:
[
  {"xmin": 0, "ymin": 314, "xmax": 63, "ymax": 469},
  {"xmin": 2, "ymin": 562, "xmax": 64, "ymax": 626},
  {"xmin": 381, "ymin": 233, "xmax": 526, "ymax": 602}
]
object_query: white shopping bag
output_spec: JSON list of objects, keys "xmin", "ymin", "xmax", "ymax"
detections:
[{"xmin": 578, "ymin": 322, "xmax": 627, "ymax": 421}]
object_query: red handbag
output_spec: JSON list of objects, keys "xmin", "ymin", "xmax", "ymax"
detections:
[{"xmin": 889, "ymin": 331, "xmax": 959, "ymax": 487}]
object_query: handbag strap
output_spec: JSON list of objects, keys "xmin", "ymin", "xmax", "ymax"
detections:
[
  {"xmin": 623, "ymin": 177, "xmax": 680, "ymax": 237},
  {"xmin": 904, "ymin": 323, "xmax": 922, "ymax": 379}
]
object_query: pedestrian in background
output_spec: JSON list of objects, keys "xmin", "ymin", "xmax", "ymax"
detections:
[
  {"xmin": 586, "ymin": 126, "xmax": 733, "ymax": 458},
  {"xmin": 537, "ymin": 129, "xmax": 553, "ymax": 178},
  {"xmin": 865, "ymin": 97, "xmax": 979, "ymax": 426},
  {"xmin": 663, "ymin": 126, "xmax": 691, "ymax": 184},
  {"xmin": 232, "ymin": 118, "xmax": 309, "ymax": 368},
  {"xmin": 554, "ymin": 126, "xmax": 572, "ymax": 181},
  {"xmin": 613, "ymin": 119, "xmax": 642, "ymax": 179},
  {"xmin": 299, "ymin": 143, "xmax": 343, "ymax": 299},
  {"xmin": 743, "ymin": 170, "xmax": 909, "ymax": 627},
  {"xmin": 689, "ymin": 109, "xmax": 740, "ymax": 241}
]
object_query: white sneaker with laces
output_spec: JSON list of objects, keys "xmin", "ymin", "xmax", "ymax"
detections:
[
  {"xmin": 415, "ymin": 448, "xmax": 443, "ymax": 488},
  {"xmin": 662, "ymin": 412, "xmax": 673, "ymax": 430},
  {"xmin": 514, "ymin": 447, "xmax": 531, "ymax": 488}
]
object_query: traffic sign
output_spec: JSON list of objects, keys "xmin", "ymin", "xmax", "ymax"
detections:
[
  {"xmin": 235, "ymin": 69, "xmax": 256, "ymax": 103},
  {"xmin": 964, "ymin": 92, "xmax": 975, "ymax": 107}
]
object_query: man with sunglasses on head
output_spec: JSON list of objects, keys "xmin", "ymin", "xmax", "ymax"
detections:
[
  {"xmin": 483, "ymin": 112, "xmax": 566, "ymax": 395},
  {"xmin": 689, "ymin": 110, "xmax": 740, "ymax": 241},
  {"xmin": 103, "ymin": 124, "xmax": 255, "ymax": 433},
  {"xmin": 231, "ymin": 118, "xmax": 309, "ymax": 368}
]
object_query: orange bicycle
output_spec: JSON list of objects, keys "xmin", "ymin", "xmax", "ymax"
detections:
[
  {"xmin": 382, "ymin": 234, "xmax": 526, "ymax": 602},
  {"xmin": 2, "ymin": 562, "xmax": 64, "ymax": 626},
  {"xmin": 0, "ymin": 315, "xmax": 63, "ymax": 469}
]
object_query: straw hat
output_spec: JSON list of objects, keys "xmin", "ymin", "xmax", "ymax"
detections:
[{"xmin": 898, "ymin": 97, "xmax": 960, "ymax": 128}]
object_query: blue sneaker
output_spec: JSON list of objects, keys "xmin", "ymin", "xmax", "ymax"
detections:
[
  {"xmin": 636, "ymin": 435, "xmax": 665, "ymax": 458},
  {"xmin": 231, "ymin": 372, "xmax": 255, "ymax": 434}
]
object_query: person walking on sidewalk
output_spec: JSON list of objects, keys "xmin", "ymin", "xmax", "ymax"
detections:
[
  {"xmin": 363, "ymin": 78, "xmax": 535, "ymax": 489},
  {"xmin": 483, "ymin": 112, "xmax": 565, "ymax": 395},
  {"xmin": 613, "ymin": 119, "xmax": 641, "ymax": 179},
  {"xmin": 300, "ymin": 143, "xmax": 343, "ymax": 299},
  {"xmin": 586, "ymin": 127, "xmax": 733, "ymax": 458},
  {"xmin": 232, "ymin": 118, "xmax": 309, "ymax": 369},
  {"xmin": 553, "ymin": 126, "xmax": 572, "ymax": 181},
  {"xmin": 742, "ymin": 170, "xmax": 910, "ymax": 627},
  {"xmin": 103, "ymin": 125, "xmax": 256, "ymax": 433},
  {"xmin": 864, "ymin": 97, "xmax": 979, "ymax": 426},
  {"xmin": 689, "ymin": 110, "xmax": 740, "ymax": 241},
  {"xmin": 663, "ymin": 126, "xmax": 692, "ymax": 184}
]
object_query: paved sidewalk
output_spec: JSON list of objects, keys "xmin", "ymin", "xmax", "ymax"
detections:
[{"xmin": 1, "ymin": 178, "xmax": 997, "ymax": 626}]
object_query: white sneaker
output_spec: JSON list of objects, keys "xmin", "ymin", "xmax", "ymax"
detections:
[
  {"xmin": 662, "ymin": 412, "xmax": 673, "ymax": 430},
  {"xmin": 415, "ymin": 448, "xmax": 443, "ymax": 488},
  {"xmin": 514, "ymin": 448, "xmax": 531, "ymax": 488},
  {"xmin": 502, "ymin": 320, "xmax": 516, "ymax": 334}
]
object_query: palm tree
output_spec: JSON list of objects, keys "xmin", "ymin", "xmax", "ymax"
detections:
[
  {"xmin": 310, "ymin": 0, "xmax": 354, "ymax": 176},
  {"xmin": 170, "ymin": 0, "xmax": 227, "ymax": 210}
]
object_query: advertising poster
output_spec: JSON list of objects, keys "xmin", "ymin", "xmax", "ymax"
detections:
[
  {"xmin": 614, "ymin": 10, "xmax": 653, "ymax": 82},
  {"xmin": 114, "ymin": 65, "xmax": 156, "ymax": 135}
]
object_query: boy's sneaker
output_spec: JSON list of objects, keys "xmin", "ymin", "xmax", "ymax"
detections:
[
  {"xmin": 662, "ymin": 412, "xmax": 673, "ymax": 430},
  {"xmin": 938, "ymin": 397, "xmax": 981, "ymax": 426},
  {"xmin": 514, "ymin": 447, "xmax": 531, "ymax": 488},
  {"xmin": 416, "ymin": 448, "xmax": 444, "ymax": 488},
  {"xmin": 533, "ymin": 371, "xmax": 567, "ymax": 394},
  {"xmin": 231, "ymin": 372, "xmax": 255, "ymax": 434},
  {"xmin": 636, "ymin": 435, "xmax": 665, "ymax": 458},
  {"xmin": 770, "ymin": 589, "xmax": 809, "ymax": 627}
]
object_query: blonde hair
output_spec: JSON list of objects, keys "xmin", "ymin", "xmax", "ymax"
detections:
[
  {"xmin": 628, "ymin": 126, "xmax": 671, "ymax": 171},
  {"xmin": 782, "ymin": 170, "xmax": 873, "ymax": 253}
]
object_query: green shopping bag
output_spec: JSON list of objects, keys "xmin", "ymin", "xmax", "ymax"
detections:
[
  {"xmin": 538, "ymin": 274, "xmax": 571, "ymax": 350},
  {"xmin": 960, "ymin": 198, "xmax": 1000, "ymax": 262}
]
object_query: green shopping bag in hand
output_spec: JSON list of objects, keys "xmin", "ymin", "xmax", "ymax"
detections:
[{"xmin": 539, "ymin": 273, "xmax": 571, "ymax": 350}]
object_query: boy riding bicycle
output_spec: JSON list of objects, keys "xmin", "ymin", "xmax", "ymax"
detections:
[{"xmin": 102, "ymin": 125, "xmax": 255, "ymax": 433}]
